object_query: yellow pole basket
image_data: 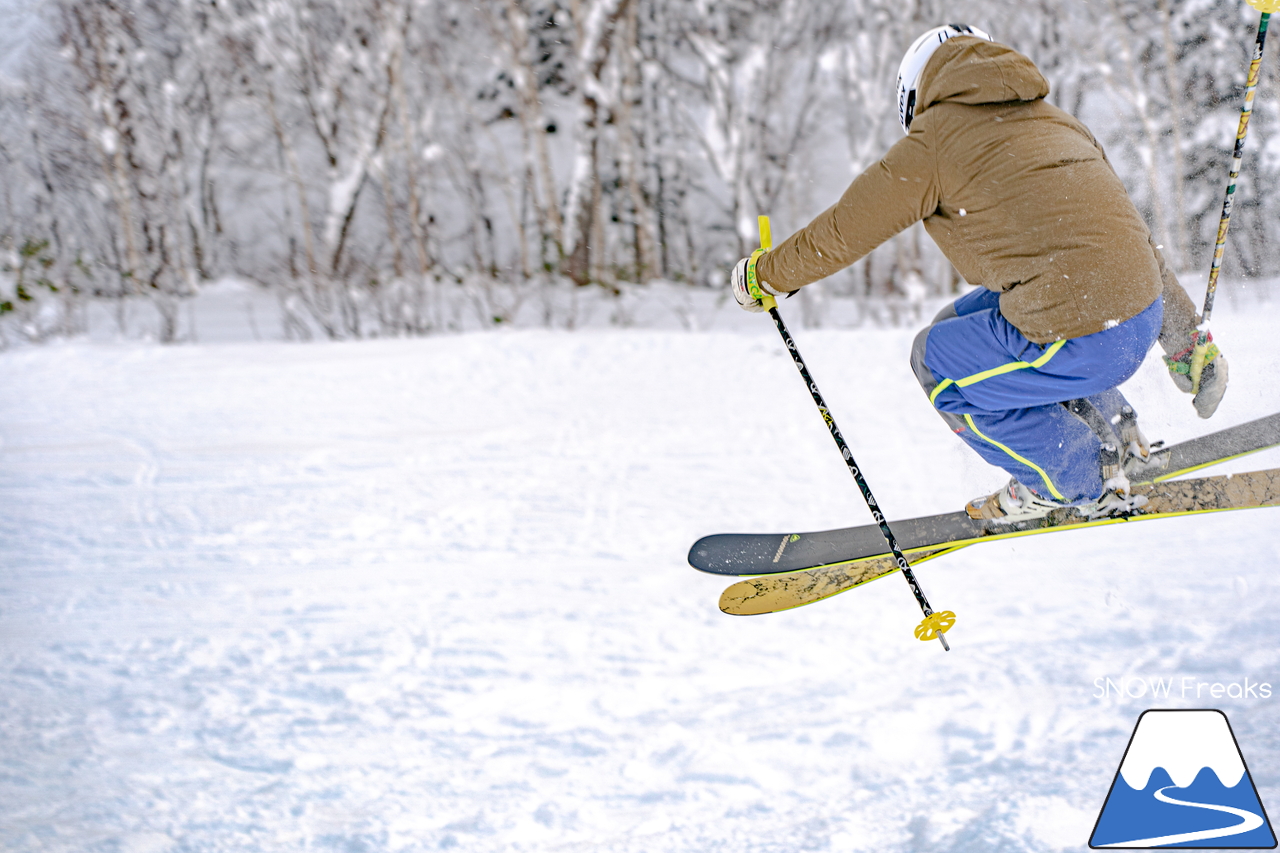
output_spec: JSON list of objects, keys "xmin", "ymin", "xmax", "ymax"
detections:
[
  {"xmin": 1246, "ymin": 0, "xmax": 1279, "ymax": 12},
  {"xmin": 914, "ymin": 610, "xmax": 957, "ymax": 642}
]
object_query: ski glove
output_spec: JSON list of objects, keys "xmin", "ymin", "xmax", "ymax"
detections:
[
  {"xmin": 1163, "ymin": 330, "xmax": 1229, "ymax": 419},
  {"xmin": 730, "ymin": 249, "xmax": 783, "ymax": 313}
]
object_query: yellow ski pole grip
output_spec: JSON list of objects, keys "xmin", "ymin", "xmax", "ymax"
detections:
[
  {"xmin": 750, "ymin": 215, "xmax": 777, "ymax": 311},
  {"xmin": 1189, "ymin": 335, "xmax": 1210, "ymax": 396}
]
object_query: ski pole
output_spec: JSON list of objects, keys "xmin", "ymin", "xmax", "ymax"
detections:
[
  {"xmin": 1193, "ymin": 0, "xmax": 1276, "ymax": 394},
  {"xmin": 747, "ymin": 215, "xmax": 956, "ymax": 650}
]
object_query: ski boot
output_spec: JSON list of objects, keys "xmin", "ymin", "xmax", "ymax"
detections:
[
  {"xmin": 966, "ymin": 478, "xmax": 1065, "ymax": 523},
  {"xmin": 1116, "ymin": 405, "xmax": 1169, "ymax": 482},
  {"xmin": 1080, "ymin": 443, "xmax": 1149, "ymax": 518},
  {"xmin": 1116, "ymin": 406, "xmax": 1149, "ymax": 462}
]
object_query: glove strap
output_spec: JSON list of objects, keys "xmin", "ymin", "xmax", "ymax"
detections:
[{"xmin": 1163, "ymin": 330, "xmax": 1219, "ymax": 376}]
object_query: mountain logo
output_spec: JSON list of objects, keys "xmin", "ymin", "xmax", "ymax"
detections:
[{"xmin": 1090, "ymin": 709, "xmax": 1276, "ymax": 848}]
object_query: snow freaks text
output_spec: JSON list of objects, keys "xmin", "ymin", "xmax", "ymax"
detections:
[{"xmin": 1094, "ymin": 677, "xmax": 1273, "ymax": 700}]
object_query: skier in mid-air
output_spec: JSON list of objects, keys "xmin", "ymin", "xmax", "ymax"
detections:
[{"xmin": 731, "ymin": 25, "xmax": 1229, "ymax": 523}]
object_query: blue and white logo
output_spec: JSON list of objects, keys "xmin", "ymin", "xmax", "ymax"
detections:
[{"xmin": 1090, "ymin": 709, "xmax": 1276, "ymax": 848}]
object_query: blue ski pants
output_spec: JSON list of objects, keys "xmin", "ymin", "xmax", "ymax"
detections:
[{"xmin": 910, "ymin": 288, "xmax": 1163, "ymax": 504}]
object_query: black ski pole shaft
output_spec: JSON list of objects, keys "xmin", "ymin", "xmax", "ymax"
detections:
[
  {"xmin": 1194, "ymin": 4, "xmax": 1272, "ymax": 390},
  {"xmin": 748, "ymin": 216, "xmax": 955, "ymax": 649},
  {"xmin": 764, "ymin": 305, "xmax": 951, "ymax": 650}
]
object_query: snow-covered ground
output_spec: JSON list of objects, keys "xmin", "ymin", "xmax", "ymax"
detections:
[{"xmin": 2, "ymin": 297, "xmax": 1279, "ymax": 852}]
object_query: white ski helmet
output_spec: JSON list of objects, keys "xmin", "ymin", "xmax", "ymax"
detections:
[{"xmin": 896, "ymin": 24, "xmax": 993, "ymax": 134}]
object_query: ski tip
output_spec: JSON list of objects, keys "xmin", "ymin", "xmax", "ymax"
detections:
[
  {"xmin": 687, "ymin": 535, "xmax": 728, "ymax": 573},
  {"xmin": 687, "ymin": 532, "xmax": 801, "ymax": 576}
]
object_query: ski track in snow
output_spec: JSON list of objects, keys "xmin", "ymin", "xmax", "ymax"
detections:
[{"xmin": 2, "ymin": 306, "xmax": 1279, "ymax": 852}]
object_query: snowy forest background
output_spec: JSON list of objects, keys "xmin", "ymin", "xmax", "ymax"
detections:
[{"xmin": 1, "ymin": 0, "xmax": 1278, "ymax": 343}]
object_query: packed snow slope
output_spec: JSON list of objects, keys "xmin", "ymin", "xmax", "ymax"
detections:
[{"xmin": 2, "ymin": 300, "xmax": 1279, "ymax": 852}]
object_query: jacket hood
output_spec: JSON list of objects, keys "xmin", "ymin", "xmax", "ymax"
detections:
[{"xmin": 915, "ymin": 37, "xmax": 1049, "ymax": 118}]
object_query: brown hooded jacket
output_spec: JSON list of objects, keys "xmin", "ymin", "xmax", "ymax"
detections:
[{"xmin": 755, "ymin": 37, "xmax": 1197, "ymax": 346}]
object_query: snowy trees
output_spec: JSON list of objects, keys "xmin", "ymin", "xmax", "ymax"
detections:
[
  {"xmin": 1, "ymin": 0, "xmax": 1277, "ymax": 341},
  {"xmin": 59, "ymin": 0, "xmax": 221, "ymax": 338},
  {"xmin": 0, "ymin": 0, "xmax": 234, "ymax": 341},
  {"xmin": 1094, "ymin": 0, "xmax": 1280, "ymax": 276}
]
